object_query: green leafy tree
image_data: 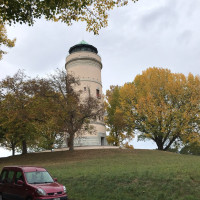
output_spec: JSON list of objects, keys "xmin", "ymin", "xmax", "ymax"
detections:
[
  {"xmin": 105, "ymin": 85, "xmax": 134, "ymax": 147},
  {"xmin": 180, "ymin": 143, "xmax": 200, "ymax": 155},
  {"xmin": 120, "ymin": 67, "xmax": 200, "ymax": 151}
]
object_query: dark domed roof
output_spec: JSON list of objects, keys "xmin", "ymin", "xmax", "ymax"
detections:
[{"xmin": 69, "ymin": 40, "xmax": 98, "ymax": 54}]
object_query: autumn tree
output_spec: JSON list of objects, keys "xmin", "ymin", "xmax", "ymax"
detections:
[
  {"xmin": 0, "ymin": 21, "xmax": 15, "ymax": 60},
  {"xmin": 120, "ymin": 67, "xmax": 200, "ymax": 151},
  {"xmin": 27, "ymin": 78, "xmax": 66, "ymax": 151},
  {"xmin": 0, "ymin": 1, "xmax": 138, "ymax": 58},
  {"xmin": 0, "ymin": 72, "xmax": 65, "ymax": 155},
  {"xmin": 26, "ymin": 70, "xmax": 103, "ymax": 151},
  {"xmin": 0, "ymin": 69, "xmax": 103, "ymax": 155},
  {"xmin": 0, "ymin": 94, "xmax": 24, "ymax": 155},
  {"xmin": 33, "ymin": 119, "xmax": 64, "ymax": 151},
  {"xmin": 105, "ymin": 85, "xmax": 134, "ymax": 146},
  {"xmin": 47, "ymin": 69, "xmax": 103, "ymax": 151},
  {"xmin": 0, "ymin": 0, "xmax": 138, "ymax": 34},
  {"xmin": 0, "ymin": 70, "xmax": 37, "ymax": 155}
]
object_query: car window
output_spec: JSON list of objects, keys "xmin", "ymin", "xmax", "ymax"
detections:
[
  {"xmin": 7, "ymin": 171, "xmax": 15, "ymax": 183},
  {"xmin": 15, "ymin": 171, "xmax": 24, "ymax": 184},
  {"xmin": 25, "ymin": 171, "xmax": 53, "ymax": 184},
  {"xmin": 0, "ymin": 170, "xmax": 7, "ymax": 183}
]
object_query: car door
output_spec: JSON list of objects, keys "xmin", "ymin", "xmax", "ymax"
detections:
[
  {"xmin": 0, "ymin": 170, "xmax": 8, "ymax": 199},
  {"xmin": 3, "ymin": 170, "xmax": 15, "ymax": 200},
  {"xmin": 13, "ymin": 171, "xmax": 28, "ymax": 200}
]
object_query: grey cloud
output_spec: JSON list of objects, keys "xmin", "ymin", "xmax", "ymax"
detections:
[
  {"xmin": 139, "ymin": 3, "xmax": 178, "ymax": 33},
  {"xmin": 177, "ymin": 30, "xmax": 193, "ymax": 45},
  {"xmin": 0, "ymin": 0, "xmax": 200, "ymax": 86}
]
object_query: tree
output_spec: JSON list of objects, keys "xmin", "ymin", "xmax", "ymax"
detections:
[
  {"xmin": 180, "ymin": 142, "xmax": 200, "ymax": 155},
  {"xmin": 0, "ymin": 94, "xmax": 24, "ymax": 156},
  {"xmin": 0, "ymin": 21, "xmax": 16, "ymax": 60},
  {"xmin": 0, "ymin": 69, "xmax": 103, "ymax": 155},
  {"xmin": 47, "ymin": 69, "xmax": 103, "ymax": 151},
  {"xmin": 0, "ymin": 70, "xmax": 37, "ymax": 155},
  {"xmin": 0, "ymin": 1, "xmax": 138, "ymax": 59},
  {"xmin": 0, "ymin": 0, "xmax": 138, "ymax": 34},
  {"xmin": 28, "ymin": 79, "xmax": 66, "ymax": 151},
  {"xmin": 33, "ymin": 119, "xmax": 64, "ymax": 151},
  {"xmin": 105, "ymin": 85, "xmax": 134, "ymax": 146},
  {"xmin": 120, "ymin": 67, "xmax": 200, "ymax": 151},
  {"xmin": 0, "ymin": 1, "xmax": 139, "ymax": 60},
  {"xmin": 25, "ymin": 70, "xmax": 103, "ymax": 151}
]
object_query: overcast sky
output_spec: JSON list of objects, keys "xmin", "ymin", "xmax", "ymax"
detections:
[{"xmin": 0, "ymin": 0, "xmax": 200, "ymax": 157}]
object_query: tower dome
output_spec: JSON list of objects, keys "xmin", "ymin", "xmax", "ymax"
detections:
[{"xmin": 69, "ymin": 40, "xmax": 98, "ymax": 54}]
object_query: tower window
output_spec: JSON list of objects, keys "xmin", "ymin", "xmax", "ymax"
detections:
[
  {"xmin": 84, "ymin": 87, "xmax": 87, "ymax": 91},
  {"xmin": 96, "ymin": 89, "xmax": 101, "ymax": 99}
]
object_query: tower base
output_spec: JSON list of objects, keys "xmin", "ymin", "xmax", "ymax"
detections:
[{"xmin": 63, "ymin": 132, "xmax": 108, "ymax": 147}]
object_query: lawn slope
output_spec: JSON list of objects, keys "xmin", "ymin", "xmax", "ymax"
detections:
[{"xmin": 0, "ymin": 149, "xmax": 200, "ymax": 200}]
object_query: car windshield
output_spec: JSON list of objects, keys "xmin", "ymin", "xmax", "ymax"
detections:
[{"xmin": 25, "ymin": 171, "xmax": 54, "ymax": 184}]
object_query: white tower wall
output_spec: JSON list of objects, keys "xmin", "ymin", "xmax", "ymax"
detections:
[{"xmin": 65, "ymin": 44, "xmax": 107, "ymax": 146}]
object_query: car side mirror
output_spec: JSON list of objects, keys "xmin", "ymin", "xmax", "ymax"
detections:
[
  {"xmin": 54, "ymin": 178, "xmax": 58, "ymax": 182},
  {"xmin": 17, "ymin": 180, "xmax": 24, "ymax": 186}
]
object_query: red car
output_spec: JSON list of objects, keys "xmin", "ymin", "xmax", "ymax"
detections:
[{"xmin": 0, "ymin": 166, "xmax": 68, "ymax": 200}]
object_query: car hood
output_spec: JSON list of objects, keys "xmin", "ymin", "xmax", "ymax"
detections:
[{"xmin": 32, "ymin": 182, "xmax": 64, "ymax": 193}]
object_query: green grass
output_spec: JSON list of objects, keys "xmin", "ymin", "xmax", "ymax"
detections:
[{"xmin": 1, "ymin": 149, "xmax": 200, "ymax": 200}]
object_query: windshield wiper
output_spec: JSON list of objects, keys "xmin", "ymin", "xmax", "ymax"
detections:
[
  {"xmin": 29, "ymin": 182, "xmax": 43, "ymax": 184},
  {"xmin": 29, "ymin": 181, "xmax": 53, "ymax": 184}
]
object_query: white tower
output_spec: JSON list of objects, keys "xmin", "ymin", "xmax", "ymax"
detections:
[{"xmin": 65, "ymin": 40, "xmax": 107, "ymax": 146}]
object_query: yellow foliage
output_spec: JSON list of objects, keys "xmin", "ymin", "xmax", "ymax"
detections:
[
  {"xmin": 0, "ymin": 1, "xmax": 138, "ymax": 35},
  {"xmin": 105, "ymin": 85, "xmax": 135, "ymax": 146},
  {"xmin": 0, "ymin": 21, "xmax": 16, "ymax": 60},
  {"xmin": 123, "ymin": 142, "xmax": 134, "ymax": 149},
  {"xmin": 119, "ymin": 67, "xmax": 200, "ymax": 150}
]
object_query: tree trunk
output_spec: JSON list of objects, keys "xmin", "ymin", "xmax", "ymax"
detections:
[
  {"xmin": 164, "ymin": 136, "xmax": 177, "ymax": 151},
  {"xmin": 11, "ymin": 143, "xmax": 15, "ymax": 156},
  {"xmin": 156, "ymin": 141, "xmax": 164, "ymax": 150},
  {"xmin": 68, "ymin": 133, "xmax": 74, "ymax": 151},
  {"xmin": 22, "ymin": 140, "xmax": 27, "ymax": 154},
  {"xmin": 49, "ymin": 142, "xmax": 54, "ymax": 152}
]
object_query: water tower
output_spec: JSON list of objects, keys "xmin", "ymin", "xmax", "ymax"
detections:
[{"xmin": 65, "ymin": 40, "xmax": 107, "ymax": 146}]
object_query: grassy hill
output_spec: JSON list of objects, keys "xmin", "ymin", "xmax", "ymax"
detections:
[{"xmin": 1, "ymin": 149, "xmax": 200, "ymax": 200}]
